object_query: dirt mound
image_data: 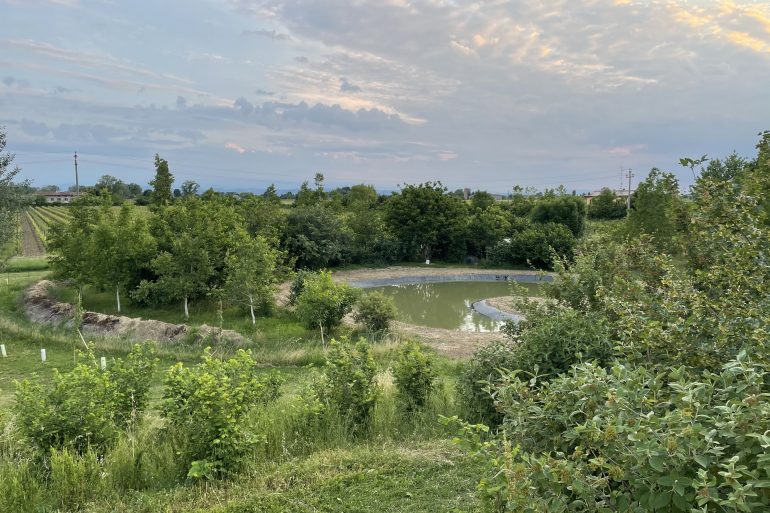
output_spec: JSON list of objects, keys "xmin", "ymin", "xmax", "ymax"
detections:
[{"xmin": 24, "ymin": 280, "xmax": 249, "ymax": 345}]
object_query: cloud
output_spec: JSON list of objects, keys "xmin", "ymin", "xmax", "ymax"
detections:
[
  {"xmin": 339, "ymin": 78, "xmax": 362, "ymax": 93},
  {"xmin": 242, "ymin": 29, "xmax": 290, "ymax": 40},
  {"xmin": 225, "ymin": 142, "xmax": 247, "ymax": 154}
]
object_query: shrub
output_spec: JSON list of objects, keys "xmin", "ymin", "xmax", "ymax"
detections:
[
  {"xmin": 295, "ymin": 270, "xmax": 360, "ymax": 332},
  {"xmin": 316, "ymin": 338, "xmax": 379, "ymax": 430},
  {"xmin": 16, "ymin": 363, "xmax": 118, "ymax": 455},
  {"xmin": 488, "ymin": 222, "xmax": 575, "ymax": 269},
  {"xmin": 392, "ymin": 341, "xmax": 436, "ymax": 410},
  {"xmin": 161, "ymin": 348, "xmax": 283, "ymax": 477},
  {"xmin": 14, "ymin": 344, "xmax": 157, "ymax": 456},
  {"xmin": 354, "ymin": 291, "xmax": 398, "ymax": 332},
  {"xmin": 456, "ymin": 354, "xmax": 770, "ymax": 513},
  {"xmin": 456, "ymin": 339, "xmax": 518, "ymax": 426},
  {"xmin": 502, "ymin": 304, "xmax": 614, "ymax": 380},
  {"xmin": 108, "ymin": 344, "xmax": 158, "ymax": 427}
]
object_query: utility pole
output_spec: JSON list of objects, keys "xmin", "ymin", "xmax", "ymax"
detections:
[
  {"xmin": 73, "ymin": 151, "xmax": 80, "ymax": 196},
  {"xmin": 625, "ymin": 167, "xmax": 634, "ymax": 217}
]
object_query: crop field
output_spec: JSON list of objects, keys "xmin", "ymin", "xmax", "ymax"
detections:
[{"xmin": 19, "ymin": 205, "xmax": 71, "ymax": 256}]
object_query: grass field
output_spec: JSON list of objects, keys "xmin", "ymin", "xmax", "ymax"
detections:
[{"xmin": 0, "ymin": 258, "xmax": 477, "ymax": 513}]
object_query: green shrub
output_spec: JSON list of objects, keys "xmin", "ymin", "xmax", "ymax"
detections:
[
  {"xmin": 354, "ymin": 291, "xmax": 398, "ymax": 332},
  {"xmin": 161, "ymin": 348, "xmax": 283, "ymax": 477},
  {"xmin": 16, "ymin": 363, "xmax": 118, "ymax": 455},
  {"xmin": 455, "ymin": 354, "xmax": 770, "ymax": 513},
  {"xmin": 456, "ymin": 339, "xmax": 519, "ymax": 426},
  {"xmin": 502, "ymin": 304, "xmax": 614, "ymax": 379},
  {"xmin": 108, "ymin": 343, "xmax": 158, "ymax": 426},
  {"xmin": 392, "ymin": 341, "xmax": 436, "ymax": 410},
  {"xmin": 14, "ymin": 345, "xmax": 157, "ymax": 455},
  {"xmin": 295, "ymin": 270, "xmax": 360, "ymax": 332},
  {"xmin": 489, "ymin": 222, "xmax": 575, "ymax": 269},
  {"xmin": 316, "ymin": 338, "xmax": 379, "ymax": 430}
]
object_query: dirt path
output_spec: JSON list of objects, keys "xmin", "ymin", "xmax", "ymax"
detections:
[{"xmin": 20, "ymin": 213, "xmax": 45, "ymax": 257}]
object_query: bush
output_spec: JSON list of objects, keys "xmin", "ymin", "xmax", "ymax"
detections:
[
  {"xmin": 392, "ymin": 341, "xmax": 436, "ymax": 410},
  {"xmin": 108, "ymin": 344, "xmax": 158, "ymax": 427},
  {"xmin": 288, "ymin": 269, "xmax": 313, "ymax": 306},
  {"xmin": 354, "ymin": 291, "xmax": 398, "ymax": 332},
  {"xmin": 316, "ymin": 338, "xmax": 379, "ymax": 430},
  {"xmin": 295, "ymin": 270, "xmax": 360, "ymax": 332},
  {"xmin": 15, "ymin": 345, "xmax": 157, "ymax": 456},
  {"xmin": 456, "ymin": 339, "xmax": 519, "ymax": 426},
  {"xmin": 489, "ymin": 222, "xmax": 575, "ymax": 269},
  {"xmin": 456, "ymin": 354, "xmax": 770, "ymax": 513},
  {"xmin": 502, "ymin": 304, "xmax": 614, "ymax": 379},
  {"xmin": 530, "ymin": 195, "xmax": 586, "ymax": 237},
  {"xmin": 161, "ymin": 348, "xmax": 283, "ymax": 477}
]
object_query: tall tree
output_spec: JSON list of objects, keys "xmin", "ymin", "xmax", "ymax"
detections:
[
  {"xmin": 384, "ymin": 182, "xmax": 468, "ymax": 261},
  {"xmin": 224, "ymin": 236, "xmax": 279, "ymax": 325},
  {"xmin": 48, "ymin": 203, "xmax": 101, "ymax": 297},
  {"xmin": 180, "ymin": 180, "xmax": 199, "ymax": 198},
  {"xmin": 149, "ymin": 154, "xmax": 174, "ymax": 207}
]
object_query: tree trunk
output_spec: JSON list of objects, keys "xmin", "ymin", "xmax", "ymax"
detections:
[
  {"xmin": 248, "ymin": 294, "xmax": 256, "ymax": 326},
  {"xmin": 116, "ymin": 286, "xmax": 121, "ymax": 313},
  {"xmin": 184, "ymin": 296, "xmax": 189, "ymax": 320}
]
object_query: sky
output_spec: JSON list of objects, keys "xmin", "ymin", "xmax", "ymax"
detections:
[{"xmin": 1, "ymin": 0, "xmax": 769, "ymax": 194}]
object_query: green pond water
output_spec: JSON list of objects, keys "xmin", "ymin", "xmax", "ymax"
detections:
[{"xmin": 370, "ymin": 281, "xmax": 542, "ymax": 332}]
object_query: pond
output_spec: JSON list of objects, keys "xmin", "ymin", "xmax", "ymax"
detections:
[{"xmin": 369, "ymin": 281, "xmax": 542, "ymax": 332}]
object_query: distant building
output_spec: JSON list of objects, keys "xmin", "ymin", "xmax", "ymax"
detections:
[
  {"xmin": 39, "ymin": 191, "xmax": 81, "ymax": 204},
  {"xmin": 463, "ymin": 187, "xmax": 471, "ymax": 200},
  {"xmin": 582, "ymin": 188, "xmax": 634, "ymax": 205}
]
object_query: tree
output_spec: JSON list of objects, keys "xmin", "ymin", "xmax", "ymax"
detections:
[
  {"xmin": 91, "ymin": 204, "xmax": 156, "ymax": 312},
  {"xmin": 262, "ymin": 183, "xmax": 280, "ymax": 204},
  {"xmin": 295, "ymin": 271, "xmax": 360, "ymax": 334},
  {"xmin": 295, "ymin": 180, "xmax": 316, "ymax": 207},
  {"xmin": 470, "ymin": 190, "xmax": 496, "ymax": 210},
  {"xmin": 627, "ymin": 169, "xmax": 687, "ymax": 248},
  {"xmin": 133, "ymin": 234, "xmax": 213, "ymax": 319},
  {"xmin": 283, "ymin": 205, "xmax": 349, "ymax": 269},
  {"xmin": 180, "ymin": 180, "xmax": 199, "ymax": 198},
  {"xmin": 0, "ymin": 128, "xmax": 30, "ymax": 267},
  {"xmin": 224, "ymin": 236, "xmax": 280, "ymax": 325},
  {"xmin": 149, "ymin": 154, "xmax": 174, "ymax": 206},
  {"xmin": 467, "ymin": 204, "xmax": 511, "ymax": 257},
  {"xmin": 346, "ymin": 184, "xmax": 378, "ymax": 210},
  {"xmin": 530, "ymin": 195, "xmax": 587, "ymax": 237},
  {"xmin": 384, "ymin": 182, "xmax": 468, "ymax": 261},
  {"xmin": 47, "ymin": 203, "xmax": 101, "ymax": 295},
  {"xmin": 587, "ymin": 188, "xmax": 626, "ymax": 220}
]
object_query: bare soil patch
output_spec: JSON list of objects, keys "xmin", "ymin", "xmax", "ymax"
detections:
[
  {"xmin": 20, "ymin": 214, "xmax": 45, "ymax": 257},
  {"xmin": 24, "ymin": 280, "xmax": 248, "ymax": 346}
]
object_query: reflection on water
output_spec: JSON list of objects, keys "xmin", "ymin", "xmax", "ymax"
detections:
[{"xmin": 370, "ymin": 281, "xmax": 541, "ymax": 332}]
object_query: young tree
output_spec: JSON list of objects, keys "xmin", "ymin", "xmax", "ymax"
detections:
[
  {"xmin": 0, "ymin": 127, "xmax": 30, "ymax": 267},
  {"xmin": 224, "ymin": 235, "xmax": 280, "ymax": 325},
  {"xmin": 91, "ymin": 204, "xmax": 157, "ymax": 312},
  {"xmin": 295, "ymin": 271, "xmax": 360, "ymax": 334},
  {"xmin": 133, "ymin": 234, "xmax": 213, "ymax": 319},
  {"xmin": 149, "ymin": 154, "xmax": 174, "ymax": 207},
  {"xmin": 627, "ymin": 169, "xmax": 687, "ymax": 248},
  {"xmin": 47, "ymin": 203, "xmax": 101, "ymax": 296}
]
